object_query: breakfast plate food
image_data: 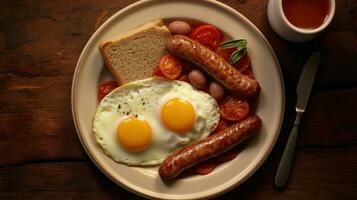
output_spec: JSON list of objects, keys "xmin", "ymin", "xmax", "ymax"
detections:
[{"xmin": 71, "ymin": 0, "xmax": 284, "ymax": 199}]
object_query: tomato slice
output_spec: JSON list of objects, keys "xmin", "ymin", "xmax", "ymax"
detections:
[
  {"xmin": 158, "ymin": 54, "xmax": 182, "ymax": 79},
  {"xmin": 215, "ymin": 47, "xmax": 235, "ymax": 61},
  {"xmin": 152, "ymin": 66, "xmax": 164, "ymax": 77},
  {"xmin": 219, "ymin": 95, "xmax": 249, "ymax": 121},
  {"xmin": 195, "ymin": 161, "xmax": 216, "ymax": 175},
  {"xmin": 233, "ymin": 53, "xmax": 251, "ymax": 74},
  {"xmin": 189, "ymin": 24, "xmax": 222, "ymax": 51},
  {"xmin": 98, "ymin": 80, "xmax": 118, "ymax": 102}
]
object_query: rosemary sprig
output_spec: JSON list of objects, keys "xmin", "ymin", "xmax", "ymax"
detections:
[
  {"xmin": 219, "ymin": 39, "xmax": 246, "ymax": 48},
  {"xmin": 219, "ymin": 39, "xmax": 247, "ymax": 64}
]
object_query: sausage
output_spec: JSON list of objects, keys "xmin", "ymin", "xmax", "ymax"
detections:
[
  {"xmin": 158, "ymin": 115, "xmax": 262, "ymax": 180},
  {"xmin": 166, "ymin": 35, "xmax": 261, "ymax": 98}
]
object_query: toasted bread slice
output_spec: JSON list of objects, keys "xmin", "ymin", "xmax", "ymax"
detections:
[{"xmin": 99, "ymin": 19, "xmax": 171, "ymax": 85}]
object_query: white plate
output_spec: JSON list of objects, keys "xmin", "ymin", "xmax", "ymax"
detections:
[{"xmin": 71, "ymin": 0, "xmax": 285, "ymax": 199}]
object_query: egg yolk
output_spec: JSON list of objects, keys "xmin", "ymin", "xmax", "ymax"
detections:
[
  {"xmin": 116, "ymin": 117, "xmax": 152, "ymax": 152},
  {"xmin": 161, "ymin": 98, "xmax": 195, "ymax": 133}
]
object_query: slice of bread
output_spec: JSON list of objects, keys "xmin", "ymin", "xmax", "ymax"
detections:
[{"xmin": 99, "ymin": 19, "xmax": 171, "ymax": 85}]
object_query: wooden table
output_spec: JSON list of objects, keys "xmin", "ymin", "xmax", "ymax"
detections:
[{"xmin": 1, "ymin": 0, "xmax": 356, "ymax": 199}]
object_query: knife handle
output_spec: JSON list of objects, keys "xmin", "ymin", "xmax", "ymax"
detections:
[{"xmin": 275, "ymin": 111, "xmax": 303, "ymax": 188}]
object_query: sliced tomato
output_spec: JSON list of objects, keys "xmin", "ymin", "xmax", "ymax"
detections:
[
  {"xmin": 219, "ymin": 95, "xmax": 249, "ymax": 121},
  {"xmin": 212, "ymin": 118, "xmax": 230, "ymax": 135},
  {"xmin": 189, "ymin": 24, "xmax": 222, "ymax": 51},
  {"xmin": 98, "ymin": 80, "xmax": 118, "ymax": 102},
  {"xmin": 152, "ymin": 66, "xmax": 164, "ymax": 77},
  {"xmin": 233, "ymin": 52, "xmax": 250, "ymax": 69},
  {"xmin": 195, "ymin": 161, "xmax": 216, "ymax": 175},
  {"xmin": 233, "ymin": 53, "xmax": 252, "ymax": 75},
  {"xmin": 158, "ymin": 54, "xmax": 182, "ymax": 79},
  {"xmin": 215, "ymin": 47, "xmax": 235, "ymax": 61},
  {"xmin": 215, "ymin": 150, "xmax": 238, "ymax": 163}
]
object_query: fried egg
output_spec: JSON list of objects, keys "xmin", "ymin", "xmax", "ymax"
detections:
[{"xmin": 93, "ymin": 77, "xmax": 220, "ymax": 166}]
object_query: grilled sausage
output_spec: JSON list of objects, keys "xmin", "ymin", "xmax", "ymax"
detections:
[
  {"xmin": 167, "ymin": 35, "xmax": 261, "ymax": 98},
  {"xmin": 158, "ymin": 115, "xmax": 262, "ymax": 180}
]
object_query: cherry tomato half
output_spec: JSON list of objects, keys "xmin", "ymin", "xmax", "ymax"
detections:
[
  {"xmin": 158, "ymin": 54, "xmax": 182, "ymax": 80},
  {"xmin": 233, "ymin": 53, "xmax": 250, "ymax": 74},
  {"xmin": 189, "ymin": 24, "xmax": 223, "ymax": 51},
  {"xmin": 215, "ymin": 47, "xmax": 235, "ymax": 61},
  {"xmin": 219, "ymin": 95, "xmax": 249, "ymax": 121},
  {"xmin": 98, "ymin": 80, "xmax": 118, "ymax": 102},
  {"xmin": 152, "ymin": 66, "xmax": 164, "ymax": 77}
]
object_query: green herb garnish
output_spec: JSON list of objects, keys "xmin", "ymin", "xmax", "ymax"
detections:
[{"xmin": 219, "ymin": 39, "xmax": 247, "ymax": 64}]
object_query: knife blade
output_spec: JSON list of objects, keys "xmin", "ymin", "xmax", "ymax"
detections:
[
  {"xmin": 275, "ymin": 52, "xmax": 320, "ymax": 188},
  {"xmin": 296, "ymin": 52, "xmax": 320, "ymax": 112}
]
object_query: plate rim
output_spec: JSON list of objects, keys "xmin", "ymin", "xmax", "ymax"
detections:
[{"xmin": 71, "ymin": 0, "xmax": 285, "ymax": 199}]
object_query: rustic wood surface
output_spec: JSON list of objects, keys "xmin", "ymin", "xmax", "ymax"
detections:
[{"xmin": 1, "ymin": 0, "xmax": 356, "ymax": 199}]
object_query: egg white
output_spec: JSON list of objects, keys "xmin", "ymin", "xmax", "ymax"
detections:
[{"xmin": 93, "ymin": 77, "xmax": 220, "ymax": 166}]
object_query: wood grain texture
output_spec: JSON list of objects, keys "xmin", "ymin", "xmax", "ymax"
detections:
[
  {"xmin": 0, "ymin": 0, "xmax": 357, "ymax": 199},
  {"xmin": 0, "ymin": 147, "xmax": 356, "ymax": 199}
]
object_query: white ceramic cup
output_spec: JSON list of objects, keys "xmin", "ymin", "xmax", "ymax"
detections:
[{"xmin": 267, "ymin": 0, "xmax": 335, "ymax": 42}]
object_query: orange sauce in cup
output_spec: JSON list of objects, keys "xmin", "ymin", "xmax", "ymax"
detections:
[{"xmin": 282, "ymin": 0, "xmax": 330, "ymax": 29}]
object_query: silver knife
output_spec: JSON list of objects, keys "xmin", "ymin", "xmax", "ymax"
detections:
[{"xmin": 275, "ymin": 52, "xmax": 320, "ymax": 188}]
